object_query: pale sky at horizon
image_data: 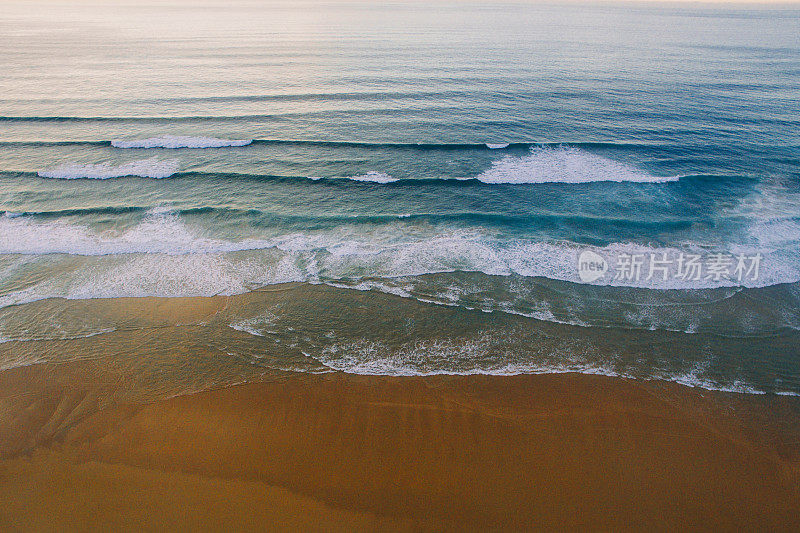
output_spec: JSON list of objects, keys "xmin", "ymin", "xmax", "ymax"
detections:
[{"xmin": 7, "ymin": 0, "xmax": 800, "ymax": 5}]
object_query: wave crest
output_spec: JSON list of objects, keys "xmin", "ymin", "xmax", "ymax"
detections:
[
  {"xmin": 309, "ymin": 171, "xmax": 398, "ymax": 184},
  {"xmin": 477, "ymin": 145, "xmax": 677, "ymax": 184},
  {"xmin": 111, "ymin": 135, "xmax": 252, "ymax": 149},
  {"xmin": 38, "ymin": 158, "xmax": 179, "ymax": 179},
  {"xmin": 343, "ymin": 171, "xmax": 397, "ymax": 184}
]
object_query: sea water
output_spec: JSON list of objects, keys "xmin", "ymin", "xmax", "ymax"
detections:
[{"xmin": 1, "ymin": 1, "xmax": 799, "ymax": 395}]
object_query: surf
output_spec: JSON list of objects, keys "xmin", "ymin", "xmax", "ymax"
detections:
[{"xmin": 37, "ymin": 158, "xmax": 179, "ymax": 179}]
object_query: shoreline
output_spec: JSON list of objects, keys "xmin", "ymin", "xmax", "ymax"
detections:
[
  {"xmin": 2, "ymin": 363, "xmax": 799, "ymax": 531},
  {"xmin": 3, "ymin": 285, "xmax": 798, "ymax": 398}
]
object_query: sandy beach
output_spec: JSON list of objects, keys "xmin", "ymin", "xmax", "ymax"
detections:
[{"xmin": 2, "ymin": 360, "xmax": 799, "ymax": 531}]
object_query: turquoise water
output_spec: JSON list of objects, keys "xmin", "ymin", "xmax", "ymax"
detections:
[{"xmin": 1, "ymin": 1, "xmax": 799, "ymax": 394}]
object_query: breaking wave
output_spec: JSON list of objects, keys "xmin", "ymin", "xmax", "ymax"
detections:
[
  {"xmin": 476, "ymin": 145, "xmax": 677, "ymax": 184},
  {"xmin": 38, "ymin": 158, "xmax": 179, "ymax": 179},
  {"xmin": 0, "ymin": 209, "xmax": 797, "ymax": 291}
]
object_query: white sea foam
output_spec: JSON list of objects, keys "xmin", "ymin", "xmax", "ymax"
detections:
[
  {"xmin": 311, "ymin": 340, "xmax": 778, "ymax": 395},
  {"xmin": 477, "ymin": 145, "xmax": 678, "ymax": 184},
  {"xmin": 229, "ymin": 310, "xmax": 280, "ymax": 337},
  {"xmin": 739, "ymin": 189, "xmax": 800, "ymax": 253},
  {"xmin": 659, "ymin": 362, "xmax": 767, "ymax": 395},
  {"xmin": 748, "ymin": 218, "xmax": 800, "ymax": 250},
  {"xmin": 230, "ymin": 318, "xmax": 266, "ymax": 337},
  {"xmin": 1, "ymin": 213, "xmax": 797, "ymax": 290},
  {"xmin": 343, "ymin": 171, "xmax": 398, "ymax": 183},
  {"xmin": 111, "ymin": 135, "xmax": 252, "ymax": 149},
  {"xmin": 304, "ymin": 147, "xmax": 668, "ymax": 185},
  {"xmin": 0, "ymin": 209, "xmax": 238, "ymax": 255},
  {"xmin": 308, "ymin": 171, "xmax": 398, "ymax": 183},
  {"xmin": 486, "ymin": 143, "xmax": 510, "ymax": 149},
  {"xmin": 0, "ymin": 209, "xmax": 305, "ymax": 257},
  {"xmin": 38, "ymin": 158, "xmax": 179, "ymax": 179}
]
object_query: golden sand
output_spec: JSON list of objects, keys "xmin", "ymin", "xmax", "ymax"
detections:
[{"xmin": 1, "ymin": 360, "xmax": 799, "ymax": 531}]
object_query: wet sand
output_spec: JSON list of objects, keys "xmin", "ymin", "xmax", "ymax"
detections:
[{"xmin": 1, "ymin": 361, "xmax": 799, "ymax": 531}]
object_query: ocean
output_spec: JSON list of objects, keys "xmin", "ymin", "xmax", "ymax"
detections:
[{"xmin": 1, "ymin": 0, "xmax": 799, "ymax": 396}]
